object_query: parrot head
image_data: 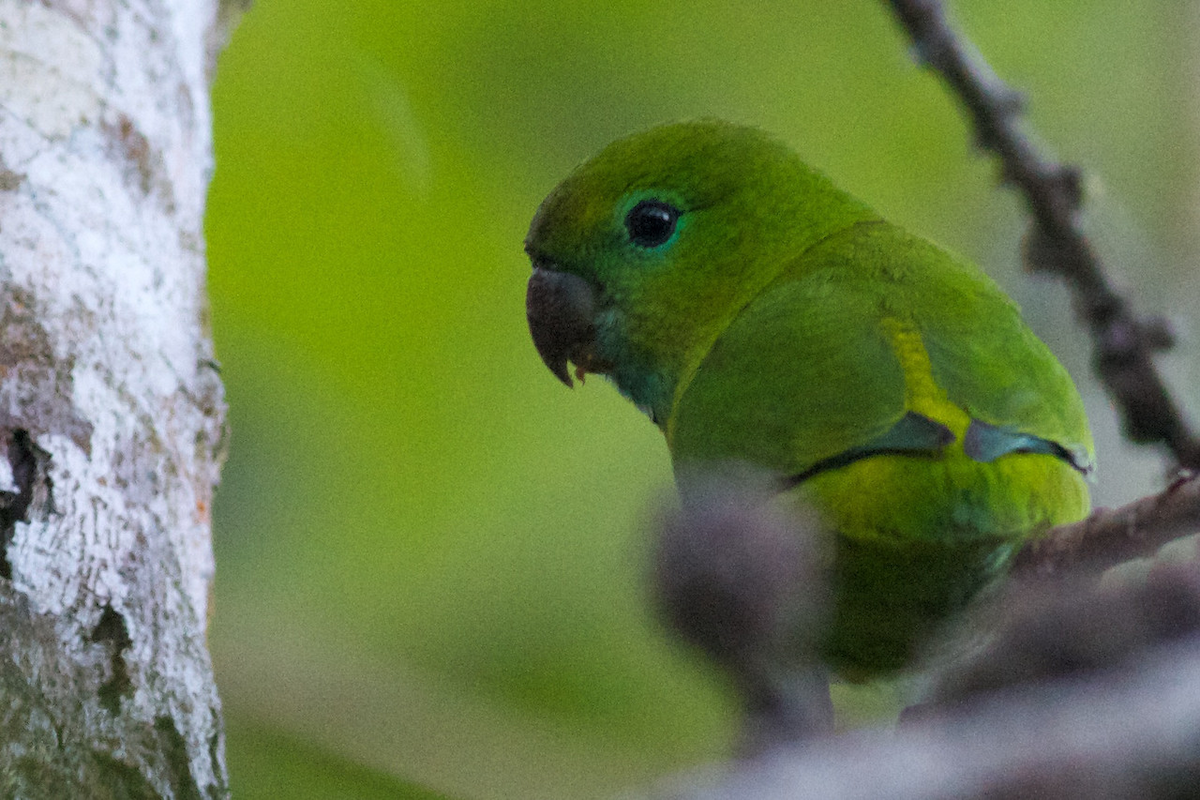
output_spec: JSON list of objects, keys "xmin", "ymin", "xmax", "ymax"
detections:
[{"xmin": 524, "ymin": 120, "xmax": 872, "ymax": 425}]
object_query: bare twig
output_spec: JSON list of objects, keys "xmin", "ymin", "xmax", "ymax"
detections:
[
  {"xmin": 663, "ymin": 636, "xmax": 1200, "ymax": 800},
  {"xmin": 1015, "ymin": 473, "xmax": 1200, "ymax": 578},
  {"xmin": 928, "ymin": 560, "xmax": 1200, "ymax": 710},
  {"xmin": 882, "ymin": 0, "xmax": 1200, "ymax": 470}
]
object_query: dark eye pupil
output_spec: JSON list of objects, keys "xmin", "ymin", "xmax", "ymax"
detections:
[{"xmin": 625, "ymin": 200, "xmax": 680, "ymax": 248}]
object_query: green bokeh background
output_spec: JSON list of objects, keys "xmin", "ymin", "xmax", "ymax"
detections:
[{"xmin": 206, "ymin": 1, "xmax": 1200, "ymax": 797}]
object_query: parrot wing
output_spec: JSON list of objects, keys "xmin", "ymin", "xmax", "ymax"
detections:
[
  {"xmin": 667, "ymin": 221, "xmax": 1093, "ymax": 479},
  {"xmin": 869, "ymin": 223, "xmax": 1095, "ymax": 475},
  {"xmin": 667, "ymin": 254, "xmax": 915, "ymax": 474}
]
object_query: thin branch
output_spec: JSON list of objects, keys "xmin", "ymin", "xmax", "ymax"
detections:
[
  {"xmin": 921, "ymin": 558, "xmax": 1200, "ymax": 711},
  {"xmin": 663, "ymin": 636, "xmax": 1200, "ymax": 800},
  {"xmin": 883, "ymin": 0, "xmax": 1200, "ymax": 470},
  {"xmin": 1015, "ymin": 474, "xmax": 1200, "ymax": 578}
]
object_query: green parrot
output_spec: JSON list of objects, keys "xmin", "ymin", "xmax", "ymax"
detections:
[{"xmin": 524, "ymin": 119, "xmax": 1092, "ymax": 685}]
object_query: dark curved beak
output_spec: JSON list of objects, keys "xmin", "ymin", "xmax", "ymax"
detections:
[{"xmin": 526, "ymin": 262, "xmax": 599, "ymax": 388}]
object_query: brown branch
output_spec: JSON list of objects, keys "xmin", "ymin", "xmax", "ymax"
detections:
[
  {"xmin": 882, "ymin": 0, "xmax": 1200, "ymax": 470},
  {"xmin": 1015, "ymin": 474, "xmax": 1200, "ymax": 578}
]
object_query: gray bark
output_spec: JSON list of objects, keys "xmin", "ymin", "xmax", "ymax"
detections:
[{"xmin": 0, "ymin": 0, "xmax": 231, "ymax": 795}]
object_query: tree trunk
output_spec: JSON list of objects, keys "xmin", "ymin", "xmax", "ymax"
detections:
[{"xmin": 0, "ymin": 0, "xmax": 233, "ymax": 795}]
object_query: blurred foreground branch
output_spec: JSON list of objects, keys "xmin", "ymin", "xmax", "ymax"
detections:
[
  {"xmin": 654, "ymin": 480, "xmax": 1200, "ymax": 798},
  {"xmin": 665, "ymin": 635, "xmax": 1200, "ymax": 800},
  {"xmin": 883, "ymin": 0, "xmax": 1200, "ymax": 470}
]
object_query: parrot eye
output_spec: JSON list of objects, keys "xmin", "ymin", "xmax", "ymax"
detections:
[{"xmin": 625, "ymin": 200, "xmax": 680, "ymax": 248}]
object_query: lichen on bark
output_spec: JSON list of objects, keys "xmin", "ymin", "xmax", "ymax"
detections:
[{"xmin": 0, "ymin": 0, "xmax": 234, "ymax": 795}]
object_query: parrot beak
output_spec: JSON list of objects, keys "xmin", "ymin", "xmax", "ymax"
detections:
[{"xmin": 526, "ymin": 262, "xmax": 602, "ymax": 387}]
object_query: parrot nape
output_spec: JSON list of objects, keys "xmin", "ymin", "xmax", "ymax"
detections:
[{"xmin": 524, "ymin": 120, "xmax": 1092, "ymax": 692}]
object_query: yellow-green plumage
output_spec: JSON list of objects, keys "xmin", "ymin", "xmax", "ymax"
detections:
[{"xmin": 525, "ymin": 120, "xmax": 1092, "ymax": 680}]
